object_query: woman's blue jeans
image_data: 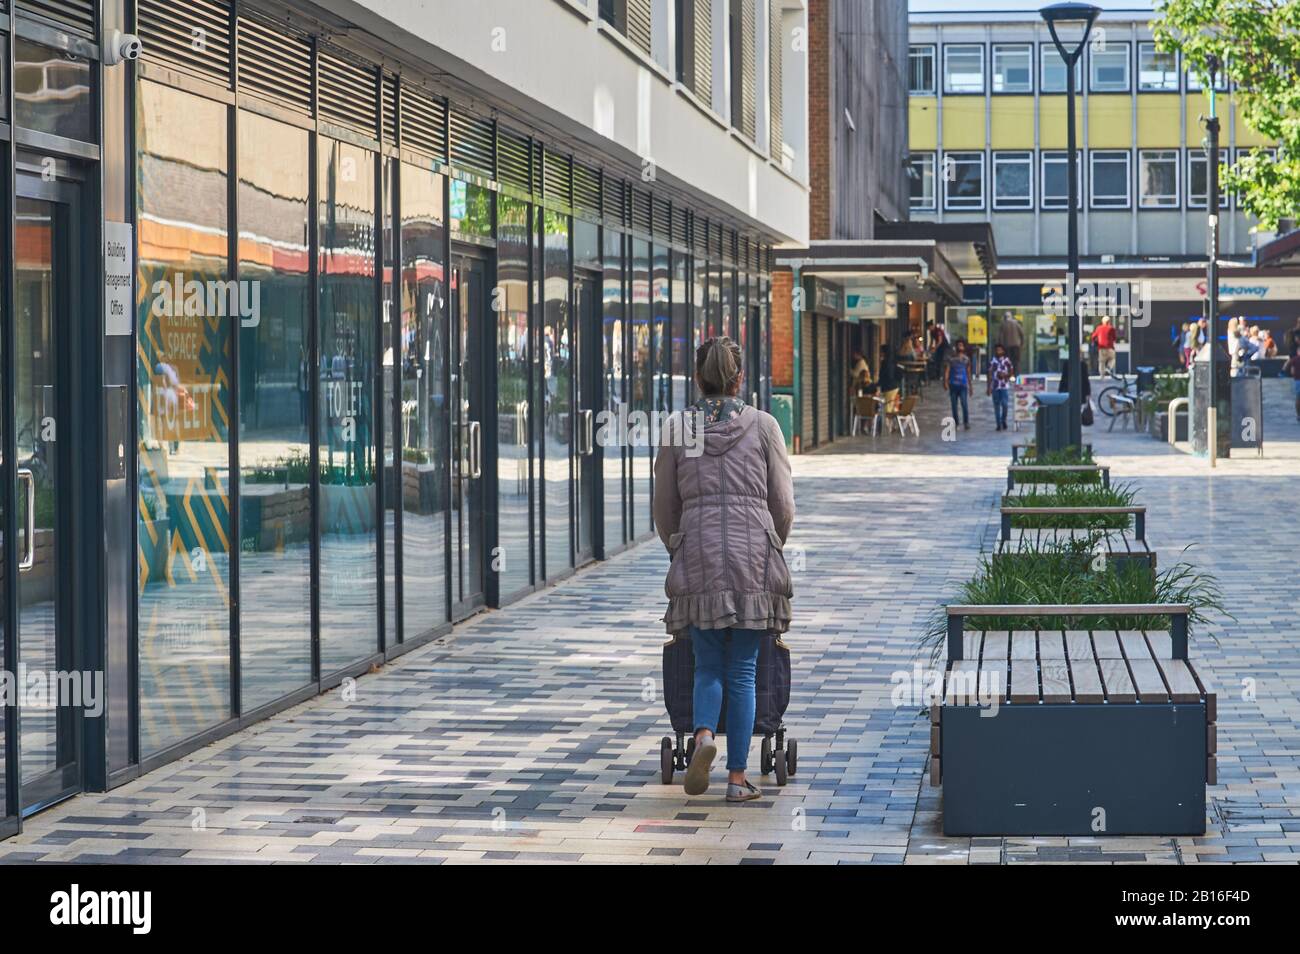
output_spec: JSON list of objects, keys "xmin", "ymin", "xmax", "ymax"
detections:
[{"xmin": 691, "ymin": 626, "xmax": 763, "ymax": 771}]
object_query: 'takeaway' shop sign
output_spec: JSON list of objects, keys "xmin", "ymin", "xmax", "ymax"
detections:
[{"xmin": 1145, "ymin": 277, "xmax": 1300, "ymax": 301}]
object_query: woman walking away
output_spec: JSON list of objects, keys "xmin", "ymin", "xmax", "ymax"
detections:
[{"xmin": 653, "ymin": 337, "xmax": 795, "ymax": 801}]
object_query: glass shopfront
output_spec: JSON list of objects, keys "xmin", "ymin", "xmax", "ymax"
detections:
[
  {"xmin": 317, "ymin": 138, "xmax": 380, "ymax": 675},
  {"xmin": 236, "ymin": 111, "xmax": 313, "ymax": 711},
  {"xmin": 0, "ymin": 1, "xmax": 774, "ymax": 834},
  {"xmin": 541, "ymin": 210, "xmax": 572, "ymax": 579},
  {"xmin": 399, "ymin": 163, "xmax": 450, "ymax": 639},
  {"xmin": 136, "ymin": 81, "xmax": 234, "ymax": 755},
  {"xmin": 496, "ymin": 195, "xmax": 531, "ymax": 599}
]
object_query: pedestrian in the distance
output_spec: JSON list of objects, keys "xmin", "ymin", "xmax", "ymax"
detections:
[
  {"xmin": 988, "ymin": 343, "xmax": 1015, "ymax": 432},
  {"xmin": 943, "ymin": 338, "xmax": 972, "ymax": 430},
  {"xmin": 1090, "ymin": 314, "xmax": 1119, "ymax": 377},
  {"xmin": 1284, "ymin": 344, "xmax": 1300, "ymax": 423},
  {"xmin": 653, "ymin": 336, "xmax": 795, "ymax": 802},
  {"xmin": 997, "ymin": 315, "xmax": 1023, "ymax": 373}
]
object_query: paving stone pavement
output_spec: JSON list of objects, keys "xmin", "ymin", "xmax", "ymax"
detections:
[{"xmin": 1, "ymin": 377, "xmax": 1296, "ymax": 864}]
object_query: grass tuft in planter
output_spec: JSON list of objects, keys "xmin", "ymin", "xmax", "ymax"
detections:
[
  {"xmin": 920, "ymin": 547, "xmax": 1230, "ymax": 663},
  {"xmin": 1002, "ymin": 482, "xmax": 1139, "ymax": 529},
  {"xmin": 1019, "ymin": 445, "xmax": 1094, "ymax": 465}
]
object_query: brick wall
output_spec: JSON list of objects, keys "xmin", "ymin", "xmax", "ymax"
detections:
[
  {"xmin": 807, "ymin": 0, "xmax": 830, "ymax": 240},
  {"xmin": 771, "ymin": 270, "xmax": 794, "ymax": 387}
]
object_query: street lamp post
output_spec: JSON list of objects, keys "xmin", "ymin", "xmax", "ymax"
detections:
[
  {"xmin": 1204, "ymin": 55, "xmax": 1228, "ymax": 462},
  {"xmin": 1041, "ymin": 2, "xmax": 1101, "ymax": 450}
]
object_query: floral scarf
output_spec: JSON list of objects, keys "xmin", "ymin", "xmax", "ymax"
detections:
[{"xmin": 692, "ymin": 395, "xmax": 746, "ymax": 425}]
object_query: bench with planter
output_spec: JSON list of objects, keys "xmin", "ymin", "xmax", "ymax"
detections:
[
  {"xmin": 994, "ymin": 531, "xmax": 1157, "ymax": 578},
  {"xmin": 1006, "ymin": 463, "xmax": 1110, "ymax": 491},
  {"xmin": 1000, "ymin": 483, "xmax": 1155, "ymax": 572},
  {"xmin": 931, "ymin": 603, "xmax": 1215, "ymax": 836},
  {"xmin": 1010, "ymin": 443, "xmax": 1092, "ymax": 463},
  {"xmin": 924, "ymin": 445, "xmax": 1226, "ymax": 837}
]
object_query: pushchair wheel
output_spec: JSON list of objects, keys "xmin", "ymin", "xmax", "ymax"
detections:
[
  {"xmin": 760, "ymin": 736, "xmax": 773, "ymax": 775},
  {"xmin": 660, "ymin": 736, "xmax": 675, "ymax": 785},
  {"xmin": 685, "ymin": 735, "xmax": 696, "ymax": 765},
  {"xmin": 786, "ymin": 738, "xmax": 798, "ymax": 776},
  {"xmin": 774, "ymin": 746, "xmax": 788, "ymax": 786}
]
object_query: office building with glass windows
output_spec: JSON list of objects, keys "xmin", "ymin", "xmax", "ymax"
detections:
[
  {"xmin": 0, "ymin": 0, "xmax": 809, "ymax": 838},
  {"xmin": 906, "ymin": 1, "xmax": 1297, "ymax": 372}
]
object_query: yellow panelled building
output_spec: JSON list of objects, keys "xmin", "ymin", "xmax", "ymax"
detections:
[{"xmin": 905, "ymin": 4, "xmax": 1286, "ymax": 373}]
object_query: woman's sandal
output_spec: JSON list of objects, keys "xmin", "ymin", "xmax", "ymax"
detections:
[
  {"xmin": 725, "ymin": 779, "xmax": 762, "ymax": 802},
  {"xmin": 683, "ymin": 736, "xmax": 717, "ymax": 796}
]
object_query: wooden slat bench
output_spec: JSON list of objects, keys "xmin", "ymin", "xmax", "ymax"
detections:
[
  {"xmin": 1006, "ymin": 464, "xmax": 1110, "ymax": 491},
  {"xmin": 932, "ymin": 603, "xmax": 1215, "ymax": 836},
  {"xmin": 1000, "ymin": 504, "xmax": 1146, "ymax": 544},
  {"xmin": 994, "ymin": 524, "xmax": 1157, "ymax": 573},
  {"xmin": 1010, "ymin": 443, "xmax": 1093, "ymax": 463}
]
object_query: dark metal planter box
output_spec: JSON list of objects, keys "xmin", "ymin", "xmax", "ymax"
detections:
[
  {"xmin": 934, "ymin": 603, "xmax": 1213, "ymax": 837},
  {"xmin": 941, "ymin": 700, "xmax": 1207, "ymax": 836}
]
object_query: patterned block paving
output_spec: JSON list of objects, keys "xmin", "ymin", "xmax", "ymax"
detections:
[{"xmin": 1, "ymin": 378, "xmax": 1297, "ymax": 864}]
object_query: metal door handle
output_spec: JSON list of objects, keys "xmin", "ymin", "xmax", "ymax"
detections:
[
  {"xmin": 468, "ymin": 420, "xmax": 482, "ymax": 479},
  {"xmin": 18, "ymin": 467, "xmax": 34, "ymax": 571},
  {"xmin": 581, "ymin": 409, "xmax": 595, "ymax": 456}
]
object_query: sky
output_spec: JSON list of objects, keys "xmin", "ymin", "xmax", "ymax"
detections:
[{"xmin": 909, "ymin": 0, "xmax": 1156, "ymax": 12}]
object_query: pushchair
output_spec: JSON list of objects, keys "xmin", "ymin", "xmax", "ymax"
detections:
[{"xmin": 660, "ymin": 631, "xmax": 797, "ymax": 786}]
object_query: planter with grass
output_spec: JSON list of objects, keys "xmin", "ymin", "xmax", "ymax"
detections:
[
  {"xmin": 925, "ymin": 556, "xmax": 1226, "ymax": 836},
  {"xmin": 999, "ymin": 483, "xmax": 1155, "ymax": 573},
  {"xmin": 998, "ymin": 486, "xmax": 1154, "ymax": 566},
  {"xmin": 1006, "ymin": 463, "xmax": 1110, "ymax": 491},
  {"xmin": 1009, "ymin": 443, "xmax": 1093, "ymax": 464}
]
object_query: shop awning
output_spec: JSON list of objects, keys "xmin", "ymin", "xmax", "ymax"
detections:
[
  {"xmin": 773, "ymin": 238, "xmax": 966, "ymax": 305},
  {"xmin": 1253, "ymin": 227, "xmax": 1300, "ymax": 270},
  {"xmin": 874, "ymin": 221, "xmax": 998, "ymax": 283}
]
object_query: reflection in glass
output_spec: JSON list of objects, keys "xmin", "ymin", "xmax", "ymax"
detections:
[
  {"xmin": 383, "ymin": 162, "xmax": 398, "ymax": 648},
  {"xmin": 543, "ymin": 210, "xmax": 572, "ymax": 578},
  {"xmin": 15, "ymin": 198, "xmax": 68, "ymax": 787},
  {"xmin": 737, "ymin": 272, "xmax": 749, "ymax": 400},
  {"xmin": 400, "ymin": 163, "xmax": 450, "ymax": 636},
  {"xmin": 671, "ymin": 252, "xmax": 690, "ymax": 410},
  {"xmin": 0, "ymin": 186, "xmax": 4, "ymax": 810},
  {"xmin": 318, "ymin": 138, "xmax": 378, "ymax": 673},
  {"xmin": 630, "ymin": 239, "xmax": 651, "ymax": 537},
  {"xmin": 722, "ymin": 265, "xmax": 735, "ymax": 341},
  {"xmin": 237, "ymin": 111, "xmax": 312, "ymax": 709},
  {"xmin": 602, "ymin": 230, "xmax": 625, "ymax": 547},
  {"xmin": 497, "ymin": 195, "xmax": 532, "ymax": 597},
  {"xmin": 14, "ymin": 38, "xmax": 92, "ymax": 142},
  {"xmin": 692, "ymin": 256, "xmax": 705, "ymax": 403},
  {"xmin": 136, "ymin": 82, "xmax": 232, "ymax": 754},
  {"xmin": 450, "ymin": 180, "xmax": 493, "ymax": 241},
  {"xmin": 653, "ymin": 245, "xmax": 672, "ymax": 419},
  {"xmin": 758, "ymin": 277, "xmax": 771, "ymax": 409}
]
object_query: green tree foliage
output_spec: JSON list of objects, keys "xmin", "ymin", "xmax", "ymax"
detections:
[{"xmin": 1154, "ymin": 0, "xmax": 1300, "ymax": 228}]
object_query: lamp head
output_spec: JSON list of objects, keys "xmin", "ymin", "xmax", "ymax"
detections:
[{"xmin": 1039, "ymin": 2, "xmax": 1102, "ymax": 59}]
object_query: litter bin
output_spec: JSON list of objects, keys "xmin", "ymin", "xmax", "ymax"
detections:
[
  {"xmin": 1135, "ymin": 366, "xmax": 1156, "ymax": 394},
  {"xmin": 1035, "ymin": 392, "xmax": 1071, "ymax": 454},
  {"xmin": 770, "ymin": 394, "xmax": 794, "ymax": 451}
]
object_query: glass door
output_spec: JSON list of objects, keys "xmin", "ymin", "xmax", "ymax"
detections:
[
  {"xmin": 574, "ymin": 274, "xmax": 600, "ymax": 564},
  {"xmin": 14, "ymin": 179, "xmax": 81, "ymax": 815},
  {"xmin": 450, "ymin": 254, "xmax": 485, "ymax": 616}
]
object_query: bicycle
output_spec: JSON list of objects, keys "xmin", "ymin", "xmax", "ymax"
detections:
[{"xmin": 1095, "ymin": 370, "xmax": 1147, "ymax": 418}]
